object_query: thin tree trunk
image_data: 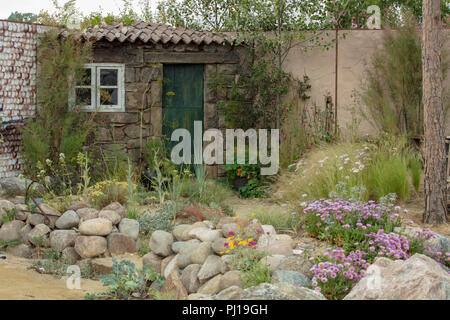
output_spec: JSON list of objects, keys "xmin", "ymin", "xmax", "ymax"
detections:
[{"xmin": 422, "ymin": 0, "xmax": 448, "ymax": 224}]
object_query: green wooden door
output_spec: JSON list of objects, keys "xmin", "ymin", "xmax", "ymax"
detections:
[{"xmin": 163, "ymin": 64, "xmax": 204, "ymax": 161}]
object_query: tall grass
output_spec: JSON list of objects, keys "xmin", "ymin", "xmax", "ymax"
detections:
[{"xmin": 274, "ymin": 135, "xmax": 421, "ymax": 203}]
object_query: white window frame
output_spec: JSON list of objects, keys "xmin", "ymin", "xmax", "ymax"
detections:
[{"xmin": 75, "ymin": 63, "xmax": 125, "ymax": 112}]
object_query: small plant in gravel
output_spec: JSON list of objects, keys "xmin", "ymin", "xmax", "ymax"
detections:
[
  {"xmin": 137, "ymin": 203, "xmax": 176, "ymax": 236},
  {"xmin": 1, "ymin": 207, "xmax": 17, "ymax": 224},
  {"xmin": 85, "ymin": 258, "xmax": 163, "ymax": 300}
]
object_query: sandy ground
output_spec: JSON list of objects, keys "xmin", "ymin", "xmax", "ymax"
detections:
[{"xmin": 0, "ymin": 254, "xmax": 105, "ymax": 300}]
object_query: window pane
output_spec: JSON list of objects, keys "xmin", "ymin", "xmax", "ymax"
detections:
[
  {"xmin": 76, "ymin": 88, "xmax": 92, "ymax": 105},
  {"xmin": 100, "ymin": 69, "xmax": 118, "ymax": 86},
  {"xmin": 77, "ymin": 68, "xmax": 92, "ymax": 86},
  {"xmin": 100, "ymin": 88, "xmax": 118, "ymax": 105}
]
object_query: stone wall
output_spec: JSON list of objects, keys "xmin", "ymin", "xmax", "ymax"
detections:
[
  {"xmin": 0, "ymin": 21, "xmax": 50, "ymax": 179},
  {"xmin": 92, "ymin": 41, "xmax": 244, "ymax": 176}
]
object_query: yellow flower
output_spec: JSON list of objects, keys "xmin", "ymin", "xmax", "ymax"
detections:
[
  {"xmin": 219, "ymin": 251, "xmax": 224, "ymax": 254},
  {"xmin": 251, "ymin": 213, "xmax": 255, "ymax": 216},
  {"xmin": 225, "ymin": 250, "xmax": 230, "ymax": 253},
  {"xmin": 233, "ymin": 215, "xmax": 239, "ymax": 219}
]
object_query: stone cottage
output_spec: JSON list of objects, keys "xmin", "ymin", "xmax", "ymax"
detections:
[{"xmin": 62, "ymin": 21, "xmax": 246, "ymax": 177}]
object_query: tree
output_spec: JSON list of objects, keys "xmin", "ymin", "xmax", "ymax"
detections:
[
  {"xmin": 7, "ymin": 11, "xmax": 38, "ymax": 22},
  {"xmin": 422, "ymin": 0, "xmax": 447, "ymax": 224}
]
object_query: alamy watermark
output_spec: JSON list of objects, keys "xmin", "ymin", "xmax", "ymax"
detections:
[{"xmin": 170, "ymin": 121, "xmax": 279, "ymax": 176}]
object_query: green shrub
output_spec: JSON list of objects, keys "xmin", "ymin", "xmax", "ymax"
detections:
[{"xmin": 231, "ymin": 247, "xmax": 271, "ymax": 288}]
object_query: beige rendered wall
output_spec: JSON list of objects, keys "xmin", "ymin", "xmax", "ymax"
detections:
[{"xmin": 282, "ymin": 29, "xmax": 450, "ymax": 139}]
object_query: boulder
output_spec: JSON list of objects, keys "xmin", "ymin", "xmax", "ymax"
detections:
[
  {"xmin": 90, "ymin": 254, "xmax": 143, "ymax": 274},
  {"xmin": 0, "ymin": 220, "xmax": 25, "ymax": 241},
  {"xmin": 50, "ymin": 230, "xmax": 78, "ymax": 252},
  {"xmin": 173, "ymin": 224, "xmax": 192, "ymax": 241},
  {"xmin": 344, "ymin": 254, "xmax": 450, "ymax": 300},
  {"xmin": 142, "ymin": 252, "xmax": 162, "ymax": 273},
  {"xmin": 118, "ymin": 218, "xmax": 139, "ymax": 240},
  {"xmin": 19, "ymin": 224, "xmax": 32, "ymax": 244},
  {"xmin": 107, "ymin": 233, "xmax": 136, "ymax": 255},
  {"xmin": 66, "ymin": 201, "xmax": 90, "ymax": 211},
  {"xmin": 176, "ymin": 253, "xmax": 192, "ymax": 269},
  {"xmin": 261, "ymin": 254, "xmax": 286, "ymax": 273},
  {"xmin": 181, "ymin": 264, "xmax": 201, "ymax": 294},
  {"xmin": 197, "ymin": 255, "xmax": 225, "ymax": 283},
  {"xmin": 214, "ymin": 286, "xmax": 243, "ymax": 300},
  {"xmin": 272, "ymin": 270, "xmax": 311, "ymax": 287},
  {"xmin": 27, "ymin": 224, "xmax": 51, "ymax": 246},
  {"xmin": 241, "ymin": 219, "xmax": 264, "ymax": 241},
  {"xmin": 0, "ymin": 200, "xmax": 15, "ymax": 226},
  {"xmin": 0, "ymin": 177, "xmax": 39, "ymax": 196},
  {"xmin": 190, "ymin": 242, "xmax": 213, "ymax": 265},
  {"xmin": 98, "ymin": 210, "xmax": 122, "ymax": 225},
  {"xmin": 163, "ymin": 254, "xmax": 180, "ymax": 278},
  {"xmin": 149, "ymin": 230, "xmax": 174, "ymax": 257},
  {"xmin": 171, "ymin": 239, "xmax": 201, "ymax": 254},
  {"xmin": 62, "ymin": 247, "xmax": 81, "ymax": 264},
  {"xmin": 188, "ymin": 227, "xmax": 221, "ymax": 242},
  {"xmin": 241, "ymin": 283, "xmax": 326, "ymax": 300},
  {"xmin": 102, "ymin": 202, "xmax": 126, "ymax": 218},
  {"xmin": 160, "ymin": 255, "xmax": 176, "ymax": 276},
  {"xmin": 219, "ymin": 270, "xmax": 243, "ymax": 291},
  {"xmin": 161, "ymin": 269, "xmax": 188, "ymax": 300},
  {"xmin": 211, "ymin": 237, "xmax": 229, "ymax": 254},
  {"xmin": 27, "ymin": 214, "xmax": 46, "ymax": 226},
  {"xmin": 277, "ymin": 255, "xmax": 314, "ymax": 279},
  {"xmin": 79, "ymin": 218, "xmax": 113, "ymax": 236},
  {"xmin": 14, "ymin": 204, "xmax": 29, "ymax": 221},
  {"xmin": 257, "ymin": 237, "xmax": 294, "ymax": 257},
  {"xmin": 197, "ymin": 274, "xmax": 223, "ymax": 295},
  {"xmin": 216, "ymin": 217, "xmax": 250, "ymax": 230},
  {"xmin": 37, "ymin": 203, "xmax": 61, "ymax": 217},
  {"xmin": 262, "ymin": 225, "xmax": 277, "ymax": 236},
  {"xmin": 6, "ymin": 243, "xmax": 34, "ymax": 258},
  {"xmin": 76, "ymin": 208, "xmax": 99, "ymax": 221},
  {"xmin": 74, "ymin": 236, "xmax": 107, "ymax": 258},
  {"xmin": 55, "ymin": 210, "xmax": 80, "ymax": 229}
]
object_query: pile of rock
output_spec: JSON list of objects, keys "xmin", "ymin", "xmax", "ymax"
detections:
[
  {"xmin": 0, "ymin": 199, "xmax": 139, "ymax": 263},
  {"xmin": 142, "ymin": 216, "xmax": 324, "ymax": 300}
]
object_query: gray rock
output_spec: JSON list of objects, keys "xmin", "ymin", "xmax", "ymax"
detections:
[
  {"xmin": 344, "ymin": 254, "xmax": 450, "ymax": 300},
  {"xmin": 0, "ymin": 200, "xmax": 15, "ymax": 226},
  {"xmin": 261, "ymin": 254, "xmax": 286, "ymax": 273},
  {"xmin": 28, "ymin": 224, "xmax": 51, "ymax": 246},
  {"xmin": 37, "ymin": 203, "xmax": 61, "ymax": 217},
  {"xmin": 163, "ymin": 254, "xmax": 179, "ymax": 278},
  {"xmin": 160, "ymin": 269, "xmax": 188, "ymax": 300},
  {"xmin": 188, "ymin": 227, "xmax": 221, "ymax": 242},
  {"xmin": 27, "ymin": 214, "xmax": 46, "ymax": 226},
  {"xmin": 221, "ymin": 254, "xmax": 234, "ymax": 272},
  {"xmin": 118, "ymin": 218, "xmax": 139, "ymax": 240},
  {"xmin": 176, "ymin": 253, "xmax": 192, "ymax": 269},
  {"xmin": 50, "ymin": 230, "xmax": 78, "ymax": 252},
  {"xmin": 190, "ymin": 242, "xmax": 213, "ymax": 265},
  {"xmin": 272, "ymin": 270, "xmax": 311, "ymax": 287},
  {"xmin": 149, "ymin": 230, "xmax": 174, "ymax": 257},
  {"xmin": 241, "ymin": 283, "xmax": 326, "ymax": 300},
  {"xmin": 74, "ymin": 236, "xmax": 107, "ymax": 258},
  {"xmin": 0, "ymin": 220, "xmax": 25, "ymax": 241},
  {"xmin": 277, "ymin": 255, "xmax": 314, "ymax": 279},
  {"xmin": 173, "ymin": 224, "xmax": 192, "ymax": 241},
  {"xmin": 98, "ymin": 210, "xmax": 122, "ymax": 225},
  {"xmin": 220, "ymin": 270, "xmax": 243, "ymax": 291},
  {"xmin": 66, "ymin": 201, "xmax": 90, "ymax": 211},
  {"xmin": 79, "ymin": 218, "xmax": 113, "ymax": 236},
  {"xmin": 14, "ymin": 204, "xmax": 29, "ymax": 221},
  {"xmin": 181, "ymin": 264, "xmax": 201, "ymax": 294},
  {"xmin": 55, "ymin": 210, "xmax": 80, "ymax": 229},
  {"xmin": 197, "ymin": 255, "xmax": 225, "ymax": 283},
  {"xmin": 214, "ymin": 286, "xmax": 243, "ymax": 300},
  {"xmin": 107, "ymin": 233, "xmax": 136, "ymax": 255},
  {"xmin": 187, "ymin": 293, "xmax": 213, "ymax": 300},
  {"xmin": 6, "ymin": 243, "xmax": 34, "ymax": 258},
  {"xmin": 172, "ymin": 239, "xmax": 201, "ymax": 254},
  {"xmin": 142, "ymin": 252, "xmax": 162, "ymax": 273},
  {"xmin": 102, "ymin": 202, "xmax": 126, "ymax": 218},
  {"xmin": 76, "ymin": 208, "xmax": 99, "ymax": 221},
  {"xmin": 0, "ymin": 177, "xmax": 39, "ymax": 196},
  {"xmin": 19, "ymin": 224, "xmax": 32, "ymax": 244},
  {"xmin": 62, "ymin": 247, "xmax": 81, "ymax": 264},
  {"xmin": 262, "ymin": 225, "xmax": 277, "ymax": 236},
  {"xmin": 197, "ymin": 274, "xmax": 223, "ymax": 295}
]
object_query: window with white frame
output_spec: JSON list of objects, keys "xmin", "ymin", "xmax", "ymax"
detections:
[{"xmin": 75, "ymin": 64, "xmax": 125, "ymax": 112}]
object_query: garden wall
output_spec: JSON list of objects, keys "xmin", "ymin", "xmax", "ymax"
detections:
[
  {"xmin": 283, "ymin": 28, "xmax": 450, "ymax": 138},
  {"xmin": 0, "ymin": 20, "xmax": 51, "ymax": 179}
]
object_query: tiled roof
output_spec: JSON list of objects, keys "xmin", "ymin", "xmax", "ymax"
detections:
[{"xmin": 62, "ymin": 21, "xmax": 236, "ymax": 46}]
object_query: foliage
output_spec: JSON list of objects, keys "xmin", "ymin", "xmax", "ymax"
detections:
[
  {"xmin": 229, "ymin": 245, "xmax": 271, "ymax": 288},
  {"xmin": 359, "ymin": 19, "xmax": 449, "ymax": 137},
  {"xmin": 88, "ymin": 180, "xmax": 133, "ymax": 209},
  {"xmin": 138, "ymin": 203, "xmax": 176, "ymax": 236},
  {"xmin": 7, "ymin": 11, "xmax": 38, "ymax": 22},
  {"xmin": 303, "ymin": 198, "xmax": 403, "ymax": 252},
  {"xmin": 0, "ymin": 239, "xmax": 21, "ymax": 250},
  {"xmin": 86, "ymin": 258, "xmax": 164, "ymax": 300},
  {"xmin": 225, "ymin": 161, "xmax": 267, "ymax": 198},
  {"xmin": 1, "ymin": 207, "xmax": 17, "ymax": 224},
  {"xmin": 21, "ymin": 30, "xmax": 94, "ymax": 194},
  {"xmin": 275, "ymin": 135, "xmax": 421, "ymax": 203}
]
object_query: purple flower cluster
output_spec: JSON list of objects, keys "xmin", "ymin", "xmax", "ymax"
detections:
[
  {"xmin": 310, "ymin": 247, "xmax": 370, "ymax": 294},
  {"xmin": 363, "ymin": 229, "xmax": 409, "ymax": 260},
  {"xmin": 423, "ymin": 246, "xmax": 450, "ymax": 266}
]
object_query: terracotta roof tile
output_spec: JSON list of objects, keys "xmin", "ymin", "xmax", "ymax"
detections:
[{"xmin": 64, "ymin": 21, "xmax": 236, "ymax": 46}]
